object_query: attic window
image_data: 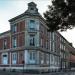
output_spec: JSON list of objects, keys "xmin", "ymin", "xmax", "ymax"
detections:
[{"xmin": 30, "ymin": 8, "xmax": 34, "ymax": 10}]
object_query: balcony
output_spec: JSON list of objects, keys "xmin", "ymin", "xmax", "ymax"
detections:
[{"xmin": 28, "ymin": 28, "xmax": 37, "ymax": 33}]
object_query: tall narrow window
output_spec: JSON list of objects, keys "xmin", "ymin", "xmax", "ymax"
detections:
[
  {"xmin": 29, "ymin": 51, "xmax": 36, "ymax": 64},
  {"xmin": 41, "ymin": 38, "xmax": 43, "ymax": 47},
  {"xmin": 12, "ymin": 53, "xmax": 17, "ymax": 64},
  {"xmin": 12, "ymin": 37, "xmax": 17, "ymax": 48},
  {"xmin": 46, "ymin": 54, "xmax": 49, "ymax": 65},
  {"xmin": 41, "ymin": 52, "xmax": 44, "ymax": 64},
  {"xmin": 50, "ymin": 54, "xmax": 54, "ymax": 65},
  {"xmin": 50, "ymin": 41, "xmax": 51, "ymax": 51},
  {"xmin": 64, "ymin": 46, "xmax": 65, "ymax": 51},
  {"xmin": 11, "ymin": 24, "xmax": 17, "ymax": 33},
  {"xmin": 52, "ymin": 32, "xmax": 55, "ymax": 40},
  {"xmin": 29, "ymin": 20, "xmax": 35, "ymax": 30},
  {"xmin": 3, "ymin": 39, "xmax": 7, "ymax": 49},
  {"xmin": 30, "ymin": 52, "xmax": 36, "ymax": 60},
  {"xmin": 52, "ymin": 42, "xmax": 55, "ymax": 52},
  {"xmin": 46, "ymin": 40, "xmax": 48, "ymax": 49},
  {"xmin": 2, "ymin": 54, "xmax": 8, "ymax": 64},
  {"xmin": 60, "ymin": 43, "xmax": 62, "ymax": 49},
  {"xmin": 29, "ymin": 35, "xmax": 35, "ymax": 46}
]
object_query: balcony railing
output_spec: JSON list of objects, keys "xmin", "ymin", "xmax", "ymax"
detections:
[{"xmin": 28, "ymin": 28, "xmax": 37, "ymax": 33}]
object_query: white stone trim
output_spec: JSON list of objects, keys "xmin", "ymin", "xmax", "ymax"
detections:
[{"xmin": 0, "ymin": 66, "xmax": 59, "ymax": 70}]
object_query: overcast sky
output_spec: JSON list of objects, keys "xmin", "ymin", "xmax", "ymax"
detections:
[{"xmin": 0, "ymin": 0, "xmax": 75, "ymax": 47}]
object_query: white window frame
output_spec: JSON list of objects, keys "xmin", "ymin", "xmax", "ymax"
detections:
[
  {"xmin": 11, "ymin": 24, "xmax": 17, "ymax": 33},
  {"xmin": 41, "ymin": 52, "xmax": 44, "ymax": 64},
  {"xmin": 12, "ymin": 52, "xmax": 17, "ymax": 64},
  {"xmin": 12, "ymin": 37, "xmax": 17, "ymax": 48},
  {"xmin": 53, "ymin": 42, "xmax": 55, "ymax": 52},
  {"xmin": 52, "ymin": 32, "xmax": 55, "ymax": 40},
  {"xmin": 29, "ymin": 51, "xmax": 36, "ymax": 64},
  {"xmin": 50, "ymin": 41, "xmax": 51, "ymax": 51},
  {"xmin": 29, "ymin": 35, "xmax": 35, "ymax": 46},
  {"xmin": 41, "ymin": 38, "xmax": 43, "ymax": 47},
  {"xmin": 29, "ymin": 20, "xmax": 35, "ymax": 30},
  {"xmin": 64, "ymin": 45, "xmax": 65, "ymax": 51},
  {"xmin": 50, "ymin": 54, "xmax": 54, "ymax": 65},
  {"xmin": 3, "ymin": 39, "xmax": 7, "ymax": 49},
  {"xmin": 60, "ymin": 43, "xmax": 62, "ymax": 49},
  {"xmin": 2, "ymin": 53, "xmax": 8, "ymax": 65},
  {"xmin": 46, "ymin": 54, "xmax": 49, "ymax": 65}
]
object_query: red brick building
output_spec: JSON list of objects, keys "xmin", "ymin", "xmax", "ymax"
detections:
[{"xmin": 0, "ymin": 2, "xmax": 75, "ymax": 72}]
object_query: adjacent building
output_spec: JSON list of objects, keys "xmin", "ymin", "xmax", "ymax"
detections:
[{"xmin": 0, "ymin": 2, "xmax": 75, "ymax": 72}]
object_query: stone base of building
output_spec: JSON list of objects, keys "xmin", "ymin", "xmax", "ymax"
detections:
[{"xmin": 0, "ymin": 65, "xmax": 61, "ymax": 73}]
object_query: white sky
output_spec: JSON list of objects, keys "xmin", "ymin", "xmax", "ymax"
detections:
[{"xmin": 0, "ymin": 0, "xmax": 75, "ymax": 47}]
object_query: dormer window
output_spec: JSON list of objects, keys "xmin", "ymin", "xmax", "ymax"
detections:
[{"xmin": 30, "ymin": 7, "xmax": 34, "ymax": 10}]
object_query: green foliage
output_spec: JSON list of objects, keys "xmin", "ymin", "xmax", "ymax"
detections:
[{"xmin": 44, "ymin": 0, "xmax": 75, "ymax": 31}]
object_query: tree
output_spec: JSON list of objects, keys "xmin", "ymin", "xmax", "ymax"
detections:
[{"xmin": 44, "ymin": 0, "xmax": 75, "ymax": 31}]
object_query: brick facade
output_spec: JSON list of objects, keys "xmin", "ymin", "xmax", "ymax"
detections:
[{"xmin": 0, "ymin": 2, "xmax": 75, "ymax": 72}]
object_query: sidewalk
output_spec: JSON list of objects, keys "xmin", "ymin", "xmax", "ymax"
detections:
[{"xmin": 0, "ymin": 71, "xmax": 75, "ymax": 75}]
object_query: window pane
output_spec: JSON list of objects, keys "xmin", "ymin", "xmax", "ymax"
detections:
[
  {"xmin": 12, "ymin": 53, "xmax": 17, "ymax": 64},
  {"xmin": 30, "ymin": 52, "xmax": 32, "ymax": 60},
  {"xmin": 41, "ymin": 38, "xmax": 43, "ymax": 47},
  {"xmin": 29, "ymin": 20, "xmax": 35, "ymax": 30},
  {"xmin": 12, "ymin": 37, "xmax": 17, "ymax": 48},
  {"xmin": 33, "ymin": 52, "xmax": 36, "ymax": 60},
  {"xmin": 2, "ymin": 54, "xmax": 8, "ymax": 64},
  {"xmin": 30, "ymin": 35, "xmax": 35, "ymax": 46},
  {"xmin": 52, "ymin": 32, "xmax": 55, "ymax": 40},
  {"xmin": 11, "ymin": 24, "xmax": 17, "ymax": 33},
  {"xmin": 29, "ymin": 51, "xmax": 36, "ymax": 60},
  {"xmin": 41, "ymin": 52, "xmax": 44, "ymax": 64},
  {"xmin": 4, "ymin": 39, "xmax": 7, "ymax": 49}
]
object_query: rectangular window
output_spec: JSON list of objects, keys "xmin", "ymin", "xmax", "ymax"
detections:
[
  {"xmin": 50, "ymin": 41, "xmax": 51, "ymax": 51},
  {"xmin": 41, "ymin": 38, "xmax": 43, "ymax": 47},
  {"xmin": 3, "ymin": 39, "xmax": 7, "ymax": 49},
  {"xmin": 50, "ymin": 32, "xmax": 51, "ymax": 40},
  {"xmin": 50, "ymin": 54, "xmax": 54, "ymax": 65},
  {"xmin": 53, "ymin": 42, "xmax": 55, "ymax": 52},
  {"xmin": 2, "ymin": 54, "xmax": 8, "ymax": 64},
  {"xmin": 29, "ymin": 51, "xmax": 36, "ymax": 64},
  {"xmin": 11, "ymin": 24, "xmax": 17, "ymax": 33},
  {"xmin": 61, "ymin": 52, "xmax": 64, "ymax": 58},
  {"xmin": 46, "ymin": 40, "xmax": 48, "ymax": 49},
  {"xmin": 29, "ymin": 51, "xmax": 36, "ymax": 60},
  {"xmin": 61, "ymin": 44, "xmax": 64, "ymax": 50},
  {"xmin": 29, "ymin": 35, "xmax": 35, "ymax": 46},
  {"xmin": 52, "ymin": 32, "xmax": 55, "ymax": 40},
  {"xmin": 46, "ymin": 54, "xmax": 49, "ymax": 64},
  {"xmin": 12, "ymin": 37, "xmax": 17, "ymax": 48},
  {"xmin": 60, "ymin": 43, "xmax": 62, "ymax": 49},
  {"xmin": 64, "ymin": 45, "xmax": 65, "ymax": 51},
  {"xmin": 41, "ymin": 52, "xmax": 44, "ymax": 64},
  {"xmin": 29, "ymin": 20, "xmax": 35, "ymax": 31},
  {"xmin": 12, "ymin": 53, "xmax": 17, "ymax": 64}
]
